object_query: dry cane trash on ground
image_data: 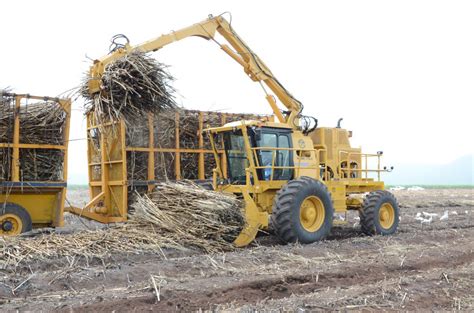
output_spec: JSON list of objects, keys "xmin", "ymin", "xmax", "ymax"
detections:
[{"xmin": 0, "ymin": 182, "xmax": 244, "ymax": 269}]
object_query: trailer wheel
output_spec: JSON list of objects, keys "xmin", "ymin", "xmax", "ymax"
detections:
[
  {"xmin": 0, "ymin": 203, "xmax": 32, "ymax": 235},
  {"xmin": 359, "ymin": 190, "xmax": 399, "ymax": 235},
  {"xmin": 272, "ymin": 177, "xmax": 333, "ymax": 244}
]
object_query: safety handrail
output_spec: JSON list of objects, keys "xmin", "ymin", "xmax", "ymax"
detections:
[{"xmin": 338, "ymin": 151, "xmax": 384, "ymax": 181}]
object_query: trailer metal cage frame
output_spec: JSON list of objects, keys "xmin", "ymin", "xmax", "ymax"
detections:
[{"xmin": 0, "ymin": 93, "xmax": 71, "ymax": 229}]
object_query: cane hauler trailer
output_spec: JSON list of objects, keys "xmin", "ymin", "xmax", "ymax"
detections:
[{"xmin": 0, "ymin": 92, "xmax": 71, "ymax": 235}]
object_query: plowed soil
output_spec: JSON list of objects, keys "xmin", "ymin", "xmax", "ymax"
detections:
[{"xmin": 1, "ymin": 188, "xmax": 473, "ymax": 312}]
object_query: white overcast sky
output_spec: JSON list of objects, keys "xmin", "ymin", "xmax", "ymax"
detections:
[{"xmin": 1, "ymin": 0, "xmax": 473, "ymax": 184}]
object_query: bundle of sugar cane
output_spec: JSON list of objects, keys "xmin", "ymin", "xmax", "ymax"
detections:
[
  {"xmin": 82, "ymin": 50, "xmax": 177, "ymax": 124},
  {"xmin": 0, "ymin": 93, "xmax": 66, "ymax": 182}
]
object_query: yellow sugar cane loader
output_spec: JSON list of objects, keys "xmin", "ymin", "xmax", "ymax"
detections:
[{"xmin": 84, "ymin": 13, "xmax": 399, "ymax": 246}]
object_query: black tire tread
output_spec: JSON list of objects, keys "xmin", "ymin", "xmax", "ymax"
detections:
[
  {"xmin": 272, "ymin": 176, "xmax": 333, "ymax": 243},
  {"xmin": 360, "ymin": 190, "xmax": 399, "ymax": 235}
]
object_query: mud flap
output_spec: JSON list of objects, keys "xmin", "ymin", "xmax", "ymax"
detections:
[{"xmin": 233, "ymin": 190, "xmax": 268, "ymax": 247}]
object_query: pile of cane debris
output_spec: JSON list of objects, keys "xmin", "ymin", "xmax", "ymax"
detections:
[{"xmin": 0, "ymin": 182, "xmax": 244, "ymax": 269}]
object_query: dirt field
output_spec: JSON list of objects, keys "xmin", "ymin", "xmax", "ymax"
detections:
[{"xmin": 1, "ymin": 188, "xmax": 473, "ymax": 312}]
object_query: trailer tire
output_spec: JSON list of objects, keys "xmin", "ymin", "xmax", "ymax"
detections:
[{"xmin": 0, "ymin": 203, "xmax": 33, "ymax": 235}]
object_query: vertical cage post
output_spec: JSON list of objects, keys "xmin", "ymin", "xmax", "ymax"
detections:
[
  {"xmin": 147, "ymin": 113, "xmax": 155, "ymax": 192},
  {"xmin": 174, "ymin": 111, "xmax": 181, "ymax": 179},
  {"xmin": 55, "ymin": 99, "xmax": 71, "ymax": 227},
  {"xmin": 198, "ymin": 112, "xmax": 205, "ymax": 180},
  {"xmin": 221, "ymin": 114, "xmax": 227, "ymax": 178},
  {"xmin": 11, "ymin": 96, "xmax": 21, "ymax": 182}
]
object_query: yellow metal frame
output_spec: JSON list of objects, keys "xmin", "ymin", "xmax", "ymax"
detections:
[
  {"xmin": 67, "ymin": 114, "xmax": 128, "ymax": 223},
  {"xmin": 69, "ymin": 110, "xmax": 272, "ymax": 223},
  {"xmin": 0, "ymin": 93, "xmax": 71, "ymax": 228}
]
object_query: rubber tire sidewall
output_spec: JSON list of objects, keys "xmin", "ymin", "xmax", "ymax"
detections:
[
  {"xmin": 273, "ymin": 177, "xmax": 334, "ymax": 244},
  {"xmin": 374, "ymin": 192, "xmax": 399, "ymax": 235},
  {"xmin": 361, "ymin": 191, "xmax": 399, "ymax": 235},
  {"xmin": 292, "ymin": 179, "xmax": 333, "ymax": 243},
  {"xmin": 1, "ymin": 203, "xmax": 33, "ymax": 234}
]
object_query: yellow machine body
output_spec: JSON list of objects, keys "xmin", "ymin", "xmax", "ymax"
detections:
[
  {"xmin": 0, "ymin": 94, "xmax": 71, "ymax": 233},
  {"xmin": 206, "ymin": 121, "xmax": 387, "ymax": 247}
]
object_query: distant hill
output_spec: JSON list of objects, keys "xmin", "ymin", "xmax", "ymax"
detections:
[{"xmin": 385, "ymin": 155, "xmax": 474, "ymax": 185}]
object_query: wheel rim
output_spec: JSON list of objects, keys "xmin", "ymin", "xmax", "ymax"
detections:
[
  {"xmin": 379, "ymin": 203, "xmax": 395, "ymax": 229},
  {"xmin": 0, "ymin": 213, "xmax": 23, "ymax": 235},
  {"xmin": 300, "ymin": 196, "xmax": 325, "ymax": 232}
]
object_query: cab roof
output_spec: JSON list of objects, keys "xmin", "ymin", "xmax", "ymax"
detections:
[{"xmin": 205, "ymin": 120, "xmax": 293, "ymax": 133}]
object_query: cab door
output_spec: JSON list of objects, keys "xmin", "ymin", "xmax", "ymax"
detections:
[{"xmin": 256, "ymin": 128, "xmax": 293, "ymax": 181}]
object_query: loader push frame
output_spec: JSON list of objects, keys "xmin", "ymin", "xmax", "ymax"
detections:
[{"xmin": 0, "ymin": 93, "xmax": 71, "ymax": 234}]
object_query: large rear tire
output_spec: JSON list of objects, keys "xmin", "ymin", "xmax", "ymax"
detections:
[
  {"xmin": 0, "ymin": 203, "xmax": 33, "ymax": 235},
  {"xmin": 360, "ymin": 190, "xmax": 399, "ymax": 235},
  {"xmin": 272, "ymin": 177, "xmax": 333, "ymax": 244}
]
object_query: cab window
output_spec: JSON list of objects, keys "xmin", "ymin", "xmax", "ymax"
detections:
[{"xmin": 257, "ymin": 129, "xmax": 293, "ymax": 181}]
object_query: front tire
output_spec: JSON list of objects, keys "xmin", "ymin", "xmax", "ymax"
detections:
[
  {"xmin": 272, "ymin": 177, "xmax": 333, "ymax": 244},
  {"xmin": 360, "ymin": 190, "xmax": 399, "ymax": 235}
]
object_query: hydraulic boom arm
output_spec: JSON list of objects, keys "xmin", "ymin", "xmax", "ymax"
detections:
[{"xmin": 87, "ymin": 14, "xmax": 303, "ymax": 128}]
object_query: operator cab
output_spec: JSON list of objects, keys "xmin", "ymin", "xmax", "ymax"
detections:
[{"xmin": 222, "ymin": 125, "xmax": 294, "ymax": 184}]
